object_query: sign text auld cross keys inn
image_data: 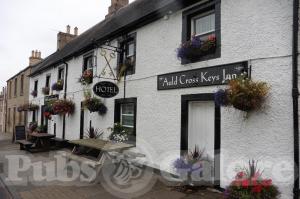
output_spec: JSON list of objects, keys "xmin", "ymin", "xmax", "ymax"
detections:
[{"xmin": 157, "ymin": 62, "xmax": 249, "ymax": 90}]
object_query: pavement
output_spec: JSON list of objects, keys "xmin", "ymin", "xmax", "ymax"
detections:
[{"xmin": 0, "ymin": 132, "xmax": 223, "ymax": 199}]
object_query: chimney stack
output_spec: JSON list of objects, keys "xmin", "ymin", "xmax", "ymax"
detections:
[
  {"xmin": 74, "ymin": 27, "xmax": 78, "ymax": 36},
  {"xmin": 29, "ymin": 50, "xmax": 43, "ymax": 66},
  {"xmin": 57, "ymin": 25, "xmax": 78, "ymax": 50},
  {"xmin": 106, "ymin": 0, "xmax": 129, "ymax": 18}
]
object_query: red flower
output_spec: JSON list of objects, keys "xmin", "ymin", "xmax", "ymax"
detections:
[
  {"xmin": 242, "ymin": 179, "xmax": 249, "ymax": 188},
  {"xmin": 208, "ymin": 34, "xmax": 216, "ymax": 41},
  {"xmin": 262, "ymin": 179, "xmax": 272, "ymax": 187},
  {"xmin": 236, "ymin": 171, "xmax": 245, "ymax": 179},
  {"xmin": 251, "ymin": 178, "xmax": 258, "ymax": 186},
  {"xmin": 232, "ymin": 180, "xmax": 241, "ymax": 187},
  {"xmin": 252, "ymin": 185, "xmax": 263, "ymax": 193}
]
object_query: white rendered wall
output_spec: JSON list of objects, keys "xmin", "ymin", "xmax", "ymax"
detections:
[{"xmin": 29, "ymin": 0, "xmax": 294, "ymax": 197}]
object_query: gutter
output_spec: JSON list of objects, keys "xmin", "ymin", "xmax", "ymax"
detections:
[
  {"xmin": 292, "ymin": 0, "xmax": 299, "ymax": 198},
  {"xmin": 62, "ymin": 61, "xmax": 69, "ymax": 140}
]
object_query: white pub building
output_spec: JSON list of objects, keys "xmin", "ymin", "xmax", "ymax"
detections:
[{"xmin": 27, "ymin": 0, "xmax": 300, "ymax": 198}]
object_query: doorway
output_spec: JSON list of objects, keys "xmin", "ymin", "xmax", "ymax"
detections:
[{"xmin": 181, "ymin": 93, "xmax": 221, "ymax": 186}]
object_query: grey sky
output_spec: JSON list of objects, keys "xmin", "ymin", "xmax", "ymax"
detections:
[{"xmin": 0, "ymin": 0, "xmax": 134, "ymax": 88}]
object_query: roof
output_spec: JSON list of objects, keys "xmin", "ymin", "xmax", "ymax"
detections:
[
  {"xmin": 7, "ymin": 65, "xmax": 32, "ymax": 82},
  {"xmin": 30, "ymin": 0, "xmax": 199, "ymax": 77}
]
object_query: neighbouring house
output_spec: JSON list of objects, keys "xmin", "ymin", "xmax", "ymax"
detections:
[
  {"xmin": 27, "ymin": 0, "xmax": 300, "ymax": 198},
  {"xmin": 0, "ymin": 87, "xmax": 7, "ymax": 133},
  {"xmin": 6, "ymin": 51, "xmax": 42, "ymax": 134}
]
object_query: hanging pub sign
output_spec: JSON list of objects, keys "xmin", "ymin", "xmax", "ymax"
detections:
[
  {"xmin": 157, "ymin": 61, "xmax": 249, "ymax": 90},
  {"xmin": 93, "ymin": 81, "xmax": 119, "ymax": 98},
  {"xmin": 44, "ymin": 94, "xmax": 59, "ymax": 104}
]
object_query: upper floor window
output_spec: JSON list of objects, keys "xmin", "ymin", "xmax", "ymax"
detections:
[
  {"xmin": 46, "ymin": 75, "xmax": 51, "ymax": 88},
  {"xmin": 181, "ymin": 1, "xmax": 220, "ymax": 64},
  {"xmin": 192, "ymin": 11, "xmax": 215, "ymax": 40},
  {"xmin": 83, "ymin": 54, "xmax": 94, "ymax": 72},
  {"xmin": 20, "ymin": 75, "xmax": 24, "ymax": 96},
  {"xmin": 14, "ymin": 78, "xmax": 17, "ymax": 97},
  {"xmin": 58, "ymin": 67, "xmax": 65, "ymax": 81},
  {"xmin": 9, "ymin": 81, "xmax": 12, "ymax": 99},
  {"xmin": 34, "ymin": 80, "xmax": 38, "ymax": 92},
  {"xmin": 119, "ymin": 34, "xmax": 136, "ymax": 76}
]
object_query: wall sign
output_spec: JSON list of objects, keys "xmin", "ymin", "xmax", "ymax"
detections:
[
  {"xmin": 44, "ymin": 94, "xmax": 59, "ymax": 104},
  {"xmin": 157, "ymin": 62, "xmax": 248, "ymax": 90},
  {"xmin": 93, "ymin": 81, "xmax": 119, "ymax": 98},
  {"xmin": 15, "ymin": 126, "xmax": 26, "ymax": 141}
]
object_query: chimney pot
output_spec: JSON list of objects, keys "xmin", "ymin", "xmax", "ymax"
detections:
[
  {"xmin": 29, "ymin": 50, "xmax": 43, "ymax": 66},
  {"xmin": 66, "ymin": 25, "xmax": 71, "ymax": 34},
  {"xmin": 74, "ymin": 27, "xmax": 78, "ymax": 36}
]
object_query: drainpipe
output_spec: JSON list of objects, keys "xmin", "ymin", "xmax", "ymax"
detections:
[
  {"xmin": 62, "ymin": 61, "xmax": 68, "ymax": 140},
  {"xmin": 292, "ymin": 0, "xmax": 299, "ymax": 198}
]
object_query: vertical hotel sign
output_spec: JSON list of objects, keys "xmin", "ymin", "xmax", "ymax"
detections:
[{"xmin": 157, "ymin": 62, "xmax": 248, "ymax": 90}]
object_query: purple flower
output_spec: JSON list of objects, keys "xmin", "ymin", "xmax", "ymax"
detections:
[
  {"xmin": 214, "ymin": 89, "xmax": 229, "ymax": 107},
  {"xmin": 173, "ymin": 158, "xmax": 190, "ymax": 170},
  {"xmin": 177, "ymin": 47, "xmax": 188, "ymax": 59},
  {"xmin": 190, "ymin": 37, "xmax": 201, "ymax": 48}
]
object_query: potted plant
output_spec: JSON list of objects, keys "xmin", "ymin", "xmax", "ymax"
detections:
[
  {"xmin": 177, "ymin": 35, "xmax": 216, "ymax": 62},
  {"xmin": 84, "ymin": 127, "xmax": 103, "ymax": 139},
  {"xmin": 83, "ymin": 97, "xmax": 108, "ymax": 115},
  {"xmin": 224, "ymin": 160, "xmax": 280, "ymax": 199},
  {"xmin": 173, "ymin": 146, "xmax": 205, "ymax": 185},
  {"xmin": 52, "ymin": 99, "xmax": 75, "ymax": 116},
  {"xmin": 108, "ymin": 123, "xmax": 130, "ymax": 143},
  {"xmin": 17, "ymin": 105, "xmax": 26, "ymax": 112},
  {"xmin": 52, "ymin": 80, "xmax": 64, "ymax": 91},
  {"xmin": 79, "ymin": 69, "xmax": 93, "ymax": 85},
  {"xmin": 214, "ymin": 75, "xmax": 270, "ymax": 112},
  {"xmin": 31, "ymin": 90, "xmax": 37, "ymax": 97},
  {"xmin": 42, "ymin": 87, "xmax": 50, "ymax": 95}
]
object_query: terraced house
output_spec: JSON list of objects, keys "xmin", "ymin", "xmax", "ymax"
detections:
[
  {"xmin": 27, "ymin": 0, "xmax": 300, "ymax": 198},
  {"xmin": 6, "ymin": 51, "xmax": 42, "ymax": 134}
]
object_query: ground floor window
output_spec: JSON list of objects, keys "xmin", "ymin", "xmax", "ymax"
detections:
[{"xmin": 114, "ymin": 98, "xmax": 137, "ymax": 140}]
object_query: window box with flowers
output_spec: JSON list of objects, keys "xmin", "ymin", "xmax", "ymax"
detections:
[
  {"xmin": 42, "ymin": 87, "xmax": 50, "ymax": 95},
  {"xmin": 79, "ymin": 69, "xmax": 93, "ymax": 85},
  {"xmin": 181, "ymin": 2, "xmax": 221, "ymax": 64},
  {"xmin": 52, "ymin": 80, "xmax": 64, "ymax": 91},
  {"xmin": 177, "ymin": 35, "xmax": 216, "ymax": 63}
]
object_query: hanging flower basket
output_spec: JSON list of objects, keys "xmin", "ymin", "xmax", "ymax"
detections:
[
  {"xmin": 52, "ymin": 80, "xmax": 64, "ymax": 91},
  {"xmin": 42, "ymin": 87, "xmax": 50, "ymax": 95},
  {"xmin": 177, "ymin": 35, "xmax": 216, "ymax": 62},
  {"xmin": 27, "ymin": 103, "xmax": 40, "ymax": 111},
  {"xmin": 43, "ymin": 103, "xmax": 55, "ymax": 119},
  {"xmin": 31, "ymin": 90, "xmax": 37, "ymax": 97},
  {"xmin": 214, "ymin": 75, "xmax": 270, "ymax": 112},
  {"xmin": 79, "ymin": 69, "xmax": 93, "ymax": 85},
  {"xmin": 17, "ymin": 105, "xmax": 26, "ymax": 112},
  {"xmin": 83, "ymin": 97, "xmax": 107, "ymax": 115},
  {"xmin": 52, "ymin": 99, "xmax": 75, "ymax": 116}
]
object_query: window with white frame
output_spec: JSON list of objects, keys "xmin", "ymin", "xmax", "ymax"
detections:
[
  {"xmin": 120, "ymin": 103, "xmax": 135, "ymax": 131},
  {"xmin": 191, "ymin": 11, "xmax": 215, "ymax": 40},
  {"xmin": 83, "ymin": 54, "xmax": 94, "ymax": 72},
  {"xmin": 58, "ymin": 67, "xmax": 65, "ymax": 80}
]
